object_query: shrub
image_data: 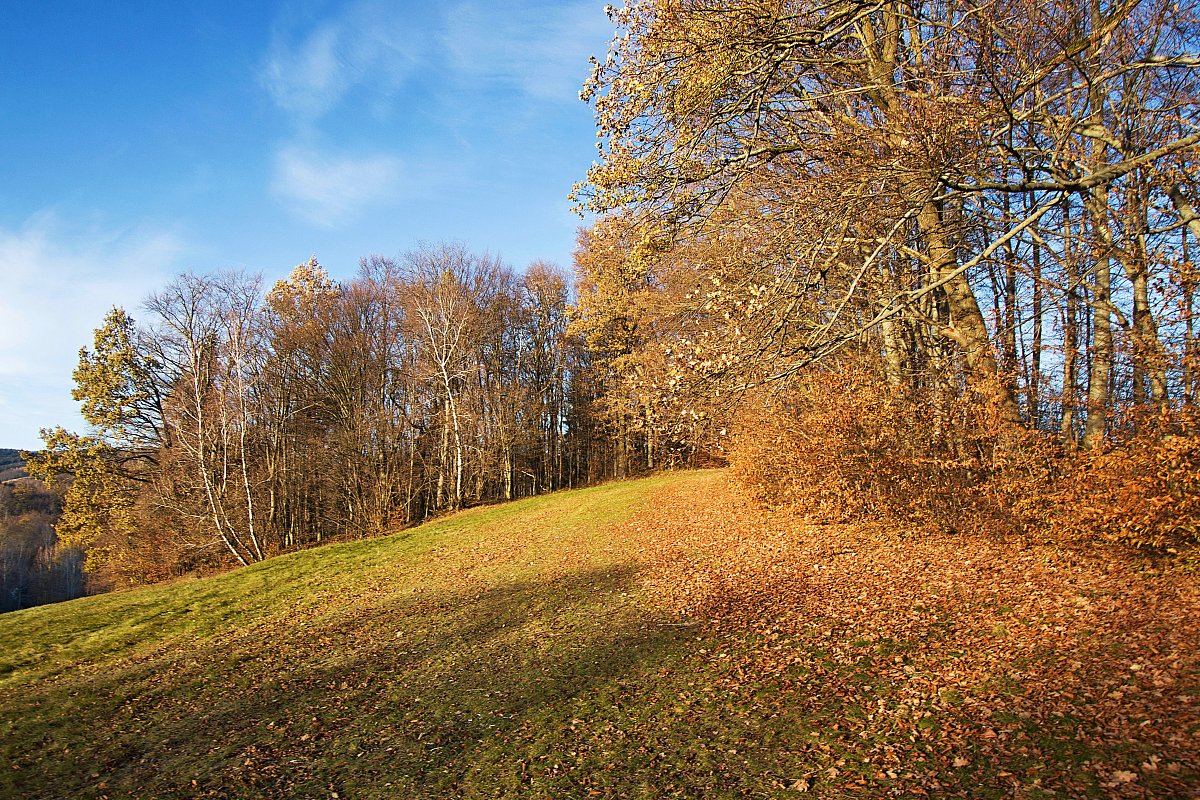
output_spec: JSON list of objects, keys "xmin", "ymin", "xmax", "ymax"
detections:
[
  {"xmin": 1050, "ymin": 427, "xmax": 1200, "ymax": 551},
  {"xmin": 729, "ymin": 369, "xmax": 1200, "ymax": 554},
  {"xmin": 728, "ymin": 367, "xmax": 1024, "ymax": 534}
]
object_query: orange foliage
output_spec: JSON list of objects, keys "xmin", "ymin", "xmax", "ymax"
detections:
[
  {"xmin": 729, "ymin": 367, "xmax": 1023, "ymax": 535},
  {"xmin": 1049, "ymin": 425, "xmax": 1200, "ymax": 551},
  {"xmin": 729, "ymin": 368, "xmax": 1200, "ymax": 554}
]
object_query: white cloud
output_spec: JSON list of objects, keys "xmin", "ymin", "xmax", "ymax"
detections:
[
  {"xmin": 271, "ymin": 145, "xmax": 404, "ymax": 227},
  {"xmin": 443, "ymin": 1, "xmax": 613, "ymax": 102},
  {"xmin": 260, "ymin": 0, "xmax": 424, "ymax": 122},
  {"xmin": 0, "ymin": 212, "xmax": 187, "ymax": 447}
]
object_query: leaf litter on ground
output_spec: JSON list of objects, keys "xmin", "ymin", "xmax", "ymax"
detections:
[{"xmin": 635, "ymin": 471, "xmax": 1200, "ymax": 798}]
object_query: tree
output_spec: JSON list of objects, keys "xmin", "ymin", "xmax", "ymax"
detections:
[
  {"xmin": 576, "ymin": 0, "xmax": 1200, "ymax": 446},
  {"xmin": 145, "ymin": 272, "xmax": 267, "ymax": 565},
  {"xmin": 398, "ymin": 244, "xmax": 503, "ymax": 509},
  {"xmin": 24, "ymin": 429, "xmax": 138, "ymax": 577},
  {"xmin": 25, "ymin": 308, "xmax": 168, "ymax": 579},
  {"xmin": 261, "ymin": 258, "xmax": 341, "ymax": 545},
  {"xmin": 71, "ymin": 307, "xmax": 169, "ymax": 454},
  {"xmin": 520, "ymin": 261, "xmax": 572, "ymax": 491}
]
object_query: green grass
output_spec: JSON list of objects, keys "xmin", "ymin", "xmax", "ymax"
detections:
[{"xmin": 0, "ymin": 473, "xmax": 795, "ymax": 799}]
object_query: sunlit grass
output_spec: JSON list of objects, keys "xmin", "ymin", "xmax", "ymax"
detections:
[{"xmin": 0, "ymin": 474, "xmax": 716, "ymax": 799}]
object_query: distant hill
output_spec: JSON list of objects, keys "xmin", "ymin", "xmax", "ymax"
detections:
[{"xmin": 0, "ymin": 449, "xmax": 27, "ymax": 481}]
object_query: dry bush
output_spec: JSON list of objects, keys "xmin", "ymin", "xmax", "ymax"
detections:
[
  {"xmin": 80, "ymin": 495, "xmax": 235, "ymax": 591},
  {"xmin": 729, "ymin": 370, "xmax": 1200, "ymax": 554},
  {"xmin": 1044, "ymin": 424, "xmax": 1200, "ymax": 552},
  {"xmin": 729, "ymin": 367, "xmax": 1023, "ymax": 534},
  {"xmin": 985, "ymin": 412, "xmax": 1200, "ymax": 553}
]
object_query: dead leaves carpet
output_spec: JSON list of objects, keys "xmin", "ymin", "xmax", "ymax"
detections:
[{"xmin": 628, "ymin": 470, "xmax": 1200, "ymax": 798}]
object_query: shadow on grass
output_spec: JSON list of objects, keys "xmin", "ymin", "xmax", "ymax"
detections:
[{"xmin": 0, "ymin": 562, "xmax": 700, "ymax": 799}]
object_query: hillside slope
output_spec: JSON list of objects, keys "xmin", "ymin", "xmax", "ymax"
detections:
[
  {"xmin": 1, "ymin": 471, "xmax": 1197, "ymax": 799},
  {"xmin": 0, "ymin": 448, "xmax": 27, "ymax": 481}
]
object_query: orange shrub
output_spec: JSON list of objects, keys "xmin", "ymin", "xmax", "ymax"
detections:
[
  {"xmin": 1052, "ymin": 429, "xmax": 1200, "ymax": 551},
  {"xmin": 729, "ymin": 370, "xmax": 1200, "ymax": 554},
  {"xmin": 728, "ymin": 367, "xmax": 1024, "ymax": 535}
]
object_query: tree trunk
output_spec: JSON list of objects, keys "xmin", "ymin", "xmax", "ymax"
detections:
[
  {"xmin": 1030, "ymin": 223, "xmax": 1043, "ymax": 427},
  {"xmin": 1084, "ymin": 186, "xmax": 1114, "ymax": 450},
  {"xmin": 1125, "ymin": 180, "xmax": 1168, "ymax": 409},
  {"xmin": 915, "ymin": 197, "xmax": 1023, "ymax": 425},
  {"xmin": 1062, "ymin": 195, "xmax": 1081, "ymax": 446}
]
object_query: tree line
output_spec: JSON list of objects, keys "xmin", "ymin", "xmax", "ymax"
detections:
[
  {"xmin": 0, "ymin": 479, "xmax": 82, "ymax": 612},
  {"xmin": 27, "ymin": 245, "xmax": 670, "ymax": 589}
]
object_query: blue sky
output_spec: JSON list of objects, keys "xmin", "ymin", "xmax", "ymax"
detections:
[{"xmin": 0, "ymin": 1, "xmax": 613, "ymax": 450}]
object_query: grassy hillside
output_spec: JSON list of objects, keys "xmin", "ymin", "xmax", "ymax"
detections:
[{"xmin": 1, "ymin": 471, "xmax": 1197, "ymax": 799}]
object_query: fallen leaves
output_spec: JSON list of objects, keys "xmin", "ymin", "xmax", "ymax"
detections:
[
  {"xmin": 788, "ymin": 775, "xmax": 814, "ymax": 791},
  {"xmin": 629, "ymin": 471, "xmax": 1200, "ymax": 798},
  {"xmin": 1109, "ymin": 769, "xmax": 1139, "ymax": 784}
]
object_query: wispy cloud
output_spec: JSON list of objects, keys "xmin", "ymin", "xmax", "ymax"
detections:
[
  {"xmin": 259, "ymin": 2, "xmax": 423, "ymax": 227},
  {"xmin": 271, "ymin": 145, "xmax": 404, "ymax": 228},
  {"xmin": 255, "ymin": 1, "xmax": 607, "ymax": 233},
  {"xmin": 0, "ymin": 212, "xmax": 186, "ymax": 446},
  {"xmin": 443, "ymin": 1, "xmax": 612, "ymax": 102},
  {"xmin": 260, "ymin": 0, "xmax": 424, "ymax": 123}
]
